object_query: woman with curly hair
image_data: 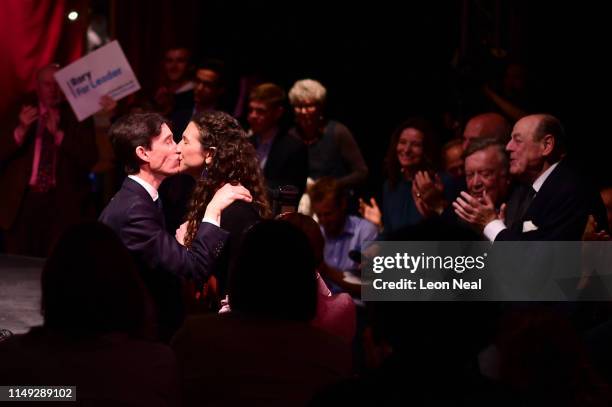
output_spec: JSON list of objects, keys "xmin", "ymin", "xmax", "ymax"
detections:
[{"xmin": 177, "ymin": 110, "xmax": 272, "ymax": 304}]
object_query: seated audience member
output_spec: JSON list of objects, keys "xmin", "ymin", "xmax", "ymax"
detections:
[
  {"xmin": 358, "ymin": 118, "xmax": 454, "ymax": 236},
  {"xmin": 310, "ymin": 177, "xmax": 378, "ymax": 295},
  {"xmin": 415, "ymin": 137, "xmax": 512, "ymax": 221},
  {"xmin": 287, "ymin": 79, "xmax": 368, "ymax": 213},
  {"xmin": 247, "ymin": 83, "xmax": 308, "ymax": 197},
  {"xmin": 279, "ymin": 212, "xmax": 356, "ymax": 343},
  {"xmin": 0, "ymin": 222, "xmax": 179, "ymax": 406},
  {"xmin": 153, "ymin": 46, "xmax": 196, "ymax": 138},
  {"xmin": 172, "ymin": 220, "xmax": 351, "ymax": 407},
  {"xmin": 442, "ymin": 138, "xmax": 465, "ymax": 180}
]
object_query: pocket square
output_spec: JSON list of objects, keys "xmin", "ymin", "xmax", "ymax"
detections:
[{"xmin": 522, "ymin": 220, "xmax": 538, "ymax": 233}]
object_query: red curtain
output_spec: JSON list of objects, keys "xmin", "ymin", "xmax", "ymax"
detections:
[{"xmin": 0, "ymin": 0, "xmax": 86, "ymax": 123}]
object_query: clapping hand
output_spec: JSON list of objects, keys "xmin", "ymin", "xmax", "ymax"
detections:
[
  {"xmin": 358, "ymin": 197, "xmax": 382, "ymax": 227},
  {"xmin": 412, "ymin": 171, "xmax": 446, "ymax": 217},
  {"xmin": 18, "ymin": 105, "xmax": 38, "ymax": 131},
  {"xmin": 453, "ymin": 190, "xmax": 500, "ymax": 231}
]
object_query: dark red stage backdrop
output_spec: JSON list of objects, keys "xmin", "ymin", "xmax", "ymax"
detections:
[{"xmin": 0, "ymin": 0, "xmax": 87, "ymax": 123}]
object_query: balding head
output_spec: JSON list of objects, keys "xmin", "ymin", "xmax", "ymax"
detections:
[{"xmin": 462, "ymin": 113, "xmax": 511, "ymax": 150}]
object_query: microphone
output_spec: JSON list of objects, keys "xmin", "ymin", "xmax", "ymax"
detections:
[{"xmin": 348, "ymin": 249, "xmax": 361, "ymax": 264}]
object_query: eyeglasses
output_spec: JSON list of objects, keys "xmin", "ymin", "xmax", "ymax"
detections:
[{"xmin": 293, "ymin": 104, "xmax": 318, "ymax": 114}]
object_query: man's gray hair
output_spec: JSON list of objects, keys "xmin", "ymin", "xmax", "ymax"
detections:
[{"xmin": 463, "ymin": 137, "xmax": 509, "ymax": 174}]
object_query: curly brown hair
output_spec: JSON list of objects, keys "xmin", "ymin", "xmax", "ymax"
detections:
[{"xmin": 184, "ymin": 111, "xmax": 272, "ymax": 247}]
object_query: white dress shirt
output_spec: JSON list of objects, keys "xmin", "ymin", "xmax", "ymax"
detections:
[{"xmin": 483, "ymin": 162, "xmax": 559, "ymax": 241}]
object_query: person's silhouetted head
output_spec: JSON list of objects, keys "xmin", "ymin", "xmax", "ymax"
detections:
[
  {"xmin": 276, "ymin": 212, "xmax": 325, "ymax": 266},
  {"xmin": 228, "ymin": 220, "xmax": 317, "ymax": 321},
  {"xmin": 41, "ymin": 222, "xmax": 153, "ymax": 338}
]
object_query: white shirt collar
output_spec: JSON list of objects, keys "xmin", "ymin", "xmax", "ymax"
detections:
[
  {"xmin": 532, "ymin": 161, "xmax": 559, "ymax": 193},
  {"xmin": 175, "ymin": 80, "xmax": 195, "ymax": 94},
  {"xmin": 128, "ymin": 175, "xmax": 159, "ymax": 201}
]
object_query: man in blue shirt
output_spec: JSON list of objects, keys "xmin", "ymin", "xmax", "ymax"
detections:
[{"xmin": 309, "ymin": 177, "xmax": 378, "ymax": 294}]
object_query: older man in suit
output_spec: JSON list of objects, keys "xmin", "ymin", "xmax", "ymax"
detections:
[
  {"xmin": 99, "ymin": 112, "xmax": 251, "ymax": 340},
  {"xmin": 454, "ymin": 114, "xmax": 608, "ymax": 240},
  {"xmin": 0, "ymin": 64, "xmax": 97, "ymax": 257}
]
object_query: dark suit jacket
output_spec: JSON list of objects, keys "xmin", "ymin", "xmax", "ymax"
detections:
[
  {"xmin": 99, "ymin": 177, "xmax": 229, "ymax": 340},
  {"xmin": 497, "ymin": 160, "xmax": 608, "ymax": 241},
  {"xmin": 250, "ymin": 130, "xmax": 308, "ymax": 196},
  {"xmin": 0, "ymin": 103, "xmax": 97, "ymax": 230}
]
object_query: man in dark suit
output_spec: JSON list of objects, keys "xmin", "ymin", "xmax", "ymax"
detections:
[
  {"xmin": 99, "ymin": 112, "xmax": 251, "ymax": 340},
  {"xmin": 454, "ymin": 114, "xmax": 608, "ymax": 240},
  {"xmin": 0, "ymin": 64, "xmax": 97, "ymax": 257},
  {"xmin": 247, "ymin": 83, "xmax": 308, "ymax": 197}
]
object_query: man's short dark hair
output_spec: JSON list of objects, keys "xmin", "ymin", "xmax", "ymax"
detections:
[
  {"xmin": 534, "ymin": 114, "xmax": 566, "ymax": 157},
  {"xmin": 249, "ymin": 83, "xmax": 286, "ymax": 108},
  {"xmin": 109, "ymin": 113, "xmax": 167, "ymax": 174},
  {"xmin": 442, "ymin": 138, "xmax": 462, "ymax": 154},
  {"xmin": 164, "ymin": 45, "xmax": 193, "ymax": 62},
  {"xmin": 308, "ymin": 177, "xmax": 345, "ymax": 206},
  {"xmin": 196, "ymin": 58, "xmax": 226, "ymax": 87}
]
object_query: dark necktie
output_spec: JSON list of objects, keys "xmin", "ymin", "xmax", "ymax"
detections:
[
  {"xmin": 34, "ymin": 126, "xmax": 56, "ymax": 193},
  {"xmin": 156, "ymin": 197, "xmax": 166, "ymax": 228}
]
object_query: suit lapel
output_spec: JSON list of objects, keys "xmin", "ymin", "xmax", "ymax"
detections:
[
  {"xmin": 504, "ymin": 184, "xmax": 527, "ymax": 231},
  {"xmin": 123, "ymin": 178, "xmax": 164, "ymax": 221},
  {"xmin": 264, "ymin": 131, "xmax": 284, "ymax": 175}
]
